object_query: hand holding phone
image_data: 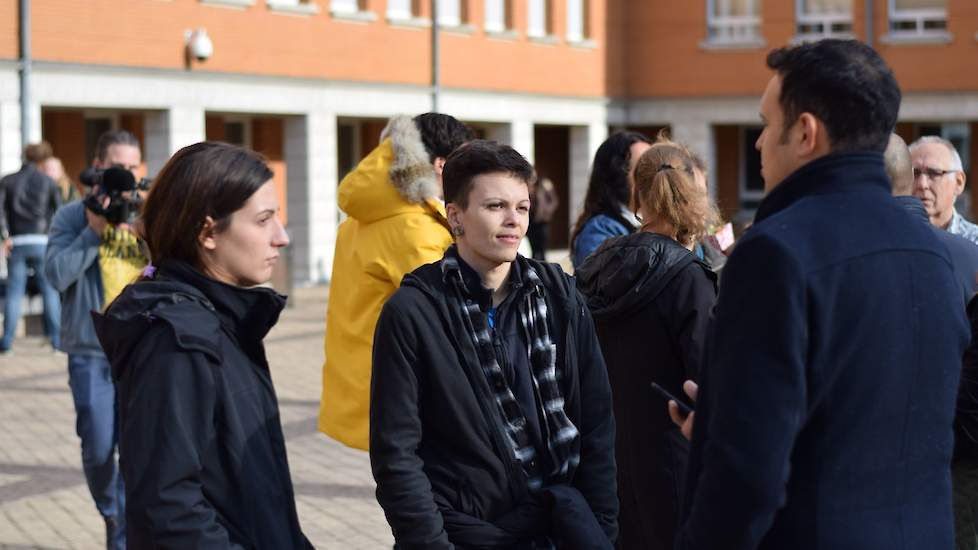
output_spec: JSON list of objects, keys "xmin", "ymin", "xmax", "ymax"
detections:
[{"xmin": 650, "ymin": 382, "xmax": 693, "ymax": 418}]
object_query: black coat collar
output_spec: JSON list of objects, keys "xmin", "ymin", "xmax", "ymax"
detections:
[
  {"xmin": 755, "ymin": 152, "xmax": 890, "ymax": 224},
  {"xmin": 157, "ymin": 260, "xmax": 286, "ymax": 346}
]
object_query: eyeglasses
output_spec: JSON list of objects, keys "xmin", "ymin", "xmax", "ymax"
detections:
[{"xmin": 913, "ymin": 167, "xmax": 957, "ymax": 181}]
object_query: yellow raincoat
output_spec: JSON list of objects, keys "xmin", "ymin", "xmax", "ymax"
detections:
[{"xmin": 319, "ymin": 136, "xmax": 452, "ymax": 450}]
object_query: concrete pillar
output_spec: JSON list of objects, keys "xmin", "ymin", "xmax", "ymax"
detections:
[
  {"xmin": 286, "ymin": 111, "xmax": 337, "ymax": 285},
  {"xmin": 0, "ymin": 101, "xmax": 21, "ymax": 175},
  {"xmin": 670, "ymin": 120, "xmax": 717, "ymax": 198},
  {"xmin": 509, "ymin": 119, "xmax": 535, "ymax": 164},
  {"xmin": 144, "ymin": 107, "xmax": 205, "ymax": 177},
  {"xmin": 569, "ymin": 122, "xmax": 607, "ymax": 224}
]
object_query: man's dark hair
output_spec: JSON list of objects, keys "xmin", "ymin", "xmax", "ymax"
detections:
[
  {"xmin": 95, "ymin": 130, "xmax": 141, "ymax": 162},
  {"xmin": 442, "ymin": 140, "xmax": 533, "ymax": 208},
  {"xmin": 766, "ymin": 39, "xmax": 901, "ymax": 153},
  {"xmin": 23, "ymin": 141, "xmax": 53, "ymax": 164},
  {"xmin": 141, "ymin": 142, "xmax": 272, "ymax": 268},
  {"xmin": 413, "ymin": 113, "xmax": 474, "ymax": 163}
]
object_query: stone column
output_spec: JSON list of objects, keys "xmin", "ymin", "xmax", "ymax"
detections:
[
  {"xmin": 144, "ymin": 107, "xmax": 206, "ymax": 177},
  {"xmin": 286, "ymin": 111, "xmax": 337, "ymax": 285},
  {"xmin": 670, "ymin": 120, "xmax": 716, "ymax": 197},
  {"xmin": 0, "ymin": 100, "xmax": 21, "ymax": 176},
  {"xmin": 569, "ymin": 122, "xmax": 607, "ymax": 224}
]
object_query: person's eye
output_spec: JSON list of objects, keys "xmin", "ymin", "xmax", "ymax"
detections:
[
  {"xmin": 487, "ymin": 203, "xmax": 503, "ymax": 210},
  {"xmin": 517, "ymin": 206, "xmax": 530, "ymax": 213}
]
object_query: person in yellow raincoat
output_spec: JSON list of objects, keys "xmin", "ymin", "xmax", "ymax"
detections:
[{"xmin": 319, "ymin": 113, "xmax": 473, "ymax": 450}]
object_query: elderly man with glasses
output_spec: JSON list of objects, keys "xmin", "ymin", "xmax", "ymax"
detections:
[{"xmin": 910, "ymin": 135, "xmax": 978, "ymax": 244}]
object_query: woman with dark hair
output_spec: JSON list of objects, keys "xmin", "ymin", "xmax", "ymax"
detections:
[
  {"xmin": 570, "ymin": 131, "xmax": 651, "ymax": 268},
  {"xmin": 575, "ymin": 138, "xmax": 718, "ymax": 550},
  {"xmin": 92, "ymin": 142, "xmax": 312, "ymax": 548}
]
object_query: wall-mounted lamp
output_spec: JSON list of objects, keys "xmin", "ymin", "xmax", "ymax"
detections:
[{"xmin": 184, "ymin": 28, "xmax": 214, "ymax": 69}]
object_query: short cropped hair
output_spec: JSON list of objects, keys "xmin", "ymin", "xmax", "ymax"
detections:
[
  {"xmin": 909, "ymin": 136, "xmax": 964, "ymax": 172},
  {"xmin": 884, "ymin": 134, "xmax": 914, "ymax": 196},
  {"xmin": 95, "ymin": 130, "xmax": 141, "ymax": 163},
  {"xmin": 413, "ymin": 113, "xmax": 474, "ymax": 163},
  {"xmin": 442, "ymin": 140, "xmax": 534, "ymax": 209},
  {"xmin": 766, "ymin": 39, "xmax": 901, "ymax": 153},
  {"xmin": 23, "ymin": 141, "xmax": 53, "ymax": 164},
  {"xmin": 141, "ymin": 142, "xmax": 272, "ymax": 268}
]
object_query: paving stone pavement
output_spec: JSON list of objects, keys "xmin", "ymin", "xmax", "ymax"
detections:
[{"xmin": 0, "ymin": 285, "xmax": 394, "ymax": 549}]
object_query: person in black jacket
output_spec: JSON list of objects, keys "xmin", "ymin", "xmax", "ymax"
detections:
[
  {"xmin": 370, "ymin": 140, "xmax": 617, "ymax": 550},
  {"xmin": 92, "ymin": 142, "xmax": 313, "ymax": 549},
  {"xmin": 575, "ymin": 138, "xmax": 717, "ymax": 550},
  {"xmin": 0, "ymin": 141, "xmax": 62, "ymax": 353}
]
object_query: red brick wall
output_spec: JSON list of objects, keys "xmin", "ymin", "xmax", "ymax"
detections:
[{"xmin": 29, "ymin": 0, "xmax": 606, "ymax": 97}]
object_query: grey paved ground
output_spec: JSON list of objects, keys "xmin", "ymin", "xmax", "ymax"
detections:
[{"xmin": 0, "ymin": 285, "xmax": 393, "ymax": 549}]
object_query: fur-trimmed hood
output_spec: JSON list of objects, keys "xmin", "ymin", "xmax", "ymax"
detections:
[{"xmin": 338, "ymin": 115, "xmax": 444, "ymax": 225}]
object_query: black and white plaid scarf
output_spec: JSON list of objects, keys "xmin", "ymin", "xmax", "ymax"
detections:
[{"xmin": 442, "ymin": 251, "xmax": 580, "ymax": 490}]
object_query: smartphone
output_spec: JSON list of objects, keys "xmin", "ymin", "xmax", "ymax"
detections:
[{"xmin": 650, "ymin": 382, "xmax": 693, "ymax": 418}]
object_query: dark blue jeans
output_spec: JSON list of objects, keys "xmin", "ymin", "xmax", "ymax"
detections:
[
  {"xmin": 67, "ymin": 354, "xmax": 125, "ymax": 549},
  {"xmin": 2, "ymin": 243, "xmax": 61, "ymax": 350}
]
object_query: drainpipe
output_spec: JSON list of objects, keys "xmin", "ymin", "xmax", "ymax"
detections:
[
  {"xmin": 19, "ymin": 0, "xmax": 31, "ymax": 150},
  {"xmin": 431, "ymin": 0, "xmax": 440, "ymax": 113},
  {"xmin": 865, "ymin": 0, "xmax": 874, "ymax": 47}
]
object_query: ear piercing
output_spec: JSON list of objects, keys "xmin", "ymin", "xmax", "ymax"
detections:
[{"xmin": 451, "ymin": 225, "xmax": 465, "ymax": 237}]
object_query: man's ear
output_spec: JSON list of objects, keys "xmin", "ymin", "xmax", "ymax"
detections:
[
  {"xmin": 955, "ymin": 170, "xmax": 967, "ymax": 196},
  {"xmin": 433, "ymin": 157, "xmax": 447, "ymax": 177},
  {"xmin": 445, "ymin": 202, "xmax": 460, "ymax": 228},
  {"xmin": 198, "ymin": 216, "xmax": 218, "ymax": 251},
  {"xmin": 795, "ymin": 112, "xmax": 830, "ymax": 159}
]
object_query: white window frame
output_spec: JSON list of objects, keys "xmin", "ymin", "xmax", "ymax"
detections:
[
  {"xmin": 705, "ymin": 0, "xmax": 763, "ymax": 47},
  {"xmin": 794, "ymin": 0, "xmax": 854, "ymax": 41},
  {"xmin": 329, "ymin": 0, "xmax": 358, "ymax": 14},
  {"xmin": 437, "ymin": 0, "xmax": 462, "ymax": 27},
  {"xmin": 484, "ymin": 0, "xmax": 507, "ymax": 32},
  {"xmin": 887, "ymin": 0, "xmax": 948, "ymax": 38},
  {"xmin": 528, "ymin": 0, "xmax": 548, "ymax": 38},
  {"xmin": 566, "ymin": 0, "xmax": 586, "ymax": 42},
  {"xmin": 387, "ymin": 0, "xmax": 413, "ymax": 20}
]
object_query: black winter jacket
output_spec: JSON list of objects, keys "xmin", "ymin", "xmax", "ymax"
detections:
[
  {"xmin": 0, "ymin": 164, "xmax": 61, "ymax": 239},
  {"xmin": 369, "ymin": 253, "xmax": 618, "ymax": 549},
  {"xmin": 575, "ymin": 232, "xmax": 716, "ymax": 550},
  {"xmin": 92, "ymin": 261, "xmax": 312, "ymax": 550}
]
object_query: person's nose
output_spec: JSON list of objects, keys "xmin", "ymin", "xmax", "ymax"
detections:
[{"xmin": 272, "ymin": 218, "xmax": 290, "ymax": 247}]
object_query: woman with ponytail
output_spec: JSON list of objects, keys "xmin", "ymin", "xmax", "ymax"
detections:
[{"xmin": 575, "ymin": 138, "xmax": 718, "ymax": 550}]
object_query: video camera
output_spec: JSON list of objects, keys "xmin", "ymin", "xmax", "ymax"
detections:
[{"xmin": 80, "ymin": 166, "xmax": 152, "ymax": 226}]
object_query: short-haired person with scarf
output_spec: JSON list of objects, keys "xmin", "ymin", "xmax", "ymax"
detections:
[{"xmin": 369, "ymin": 140, "xmax": 618, "ymax": 549}]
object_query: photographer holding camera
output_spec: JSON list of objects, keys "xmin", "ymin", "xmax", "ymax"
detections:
[{"xmin": 45, "ymin": 129, "xmax": 147, "ymax": 550}]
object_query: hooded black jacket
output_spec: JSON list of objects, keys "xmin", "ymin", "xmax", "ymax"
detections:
[
  {"xmin": 575, "ymin": 232, "xmax": 716, "ymax": 550},
  {"xmin": 369, "ymin": 252, "xmax": 618, "ymax": 549},
  {"xmin": 92, "ymin": 261, "xmax": 312, "ymax": 549}
]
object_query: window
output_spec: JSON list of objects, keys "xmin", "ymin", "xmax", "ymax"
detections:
[
  {"xmin": 795, "ymin": 0, "xmax": 852, "ymax": 39},
  {"xmin": 330, "ymin": 0, "xmax": 359, "ymax": 14},
  {"xmin": 566, "ymin": 0, "xmax": 587, "ymax": 42},
  {"xmin": 888, "ymin": 0, "xmax": 947, "ymax": 37},
  {"xmin": 485, "ymin": 0, "xmax": 509, "ymax": 32},
  {"xmin": 706, "ymin": 0, "xmax": 763, "ymax": 46},
  {"xmin": 387, "ymin": 0, "xmax": 413, "ymax": 20},
  {"xmin": 528, "ymin": 0, "xmax": 550, "ymax": 37},
  {"xmin": 437, "ymin": 0, "xmax": 461, "ymax": 26}
]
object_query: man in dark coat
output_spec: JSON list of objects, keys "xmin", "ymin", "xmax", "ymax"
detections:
[
  {"xmin": 672, "ymin": 39, "xmax": 969, "ymax": 550},
  {"xmin": 370, "ymin": 140, "xmax": 617, "ymax": 549}
]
